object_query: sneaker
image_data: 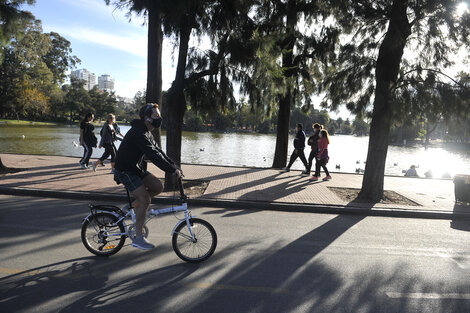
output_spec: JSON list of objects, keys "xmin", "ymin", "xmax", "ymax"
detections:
[
  {"xmin": 132, "ymin": 235, "xmax": 155, "ymax": 250},
  {"xmin": 110, "ymin": 168, "xmax": 116, "ymax": 174},
  {"xmin": 281, "ymin": 167, "xmax": 290, "ymax": 172},
  {"xmin": 80, "ymin": 164, "xmax": 88, "ymax": 169},
  {"xmin": 92, "ymin": 162, "xmax": 97, "ymax": 172},
  {"xmin": 322, "ymin": 175, "xmax": 332, "ymax": 181},
  {"xmin": 301, "ymin": 170, "xmax": 310, "ymax": 176},
  {"xmin": 99, "ymin": 163, "xmax": 105, "ymax": 167},
  {"xmin": 309, "ymin": 176, "xmax": 319, "ymax": 181}
]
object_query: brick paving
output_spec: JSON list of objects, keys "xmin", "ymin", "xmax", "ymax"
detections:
[{"xmin": 0, "ymin": 153, "xmax": 468, "ymax": 217}]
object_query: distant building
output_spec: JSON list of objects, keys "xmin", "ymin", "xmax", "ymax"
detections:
[
  {"xmin": 98, "ymin": 74, "xmax": 115, "ymax": 93},
  {"xmin": 70, "ymin": 69, "xmax": 97, "ymax": 91}
]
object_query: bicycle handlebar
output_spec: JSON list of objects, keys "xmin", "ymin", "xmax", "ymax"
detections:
[{"xmin": 177, "ymin": 175, "xmax": 187, "ymax": 201}]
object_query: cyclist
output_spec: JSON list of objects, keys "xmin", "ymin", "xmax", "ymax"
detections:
[{"xmin": 114, "ymin": 103, "xmax": 182, "ymax": 250}]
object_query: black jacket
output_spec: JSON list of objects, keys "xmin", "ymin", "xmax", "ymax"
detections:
[
  {"xmin": 99, "ymin": 122, "xmax": 120, "ymax": 146},
  {"xmin": 114, "ymin": 119, "xmax": 177, "ymax": 176},
  {"xmin": 308, "ymin": 132, "xmax": 320, "ymax": 155},
  {"xmin": 293, "ymin": 130, "xmax": 306, "ymax": 150},
  {"xmin": 80, "ymin": 121, "xmax": 97, "ymax": 147}
]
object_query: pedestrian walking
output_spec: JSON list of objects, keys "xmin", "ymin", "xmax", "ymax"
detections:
[
  {"xmin": 281, "ymin": 123, "xmax": 309, "ymax": 173},
  {"xmin": 303, "ymin": 123, "xmax": 322, "ymax": 176},
  {"xmin": 79, "ymin": 112, "xmax": 97, "ymax": 169},
  {"xmin": 93, "ymin": 113, "xmax": 123, "ymax": 173},
  {"xmin": 310, "ymin": 129, "xmax": 331, "ymax": 181}
]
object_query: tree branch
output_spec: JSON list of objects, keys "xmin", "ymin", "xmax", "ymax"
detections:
[{"xmin": 184, "ymin": 32, "xmax": 230, "ymax": 85}]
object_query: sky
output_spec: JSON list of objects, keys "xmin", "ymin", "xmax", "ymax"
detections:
[{"xmin": 25, "ymin": 0, "xmax": 175, "ymax": 100}]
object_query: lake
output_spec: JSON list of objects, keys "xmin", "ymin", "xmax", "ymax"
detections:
[{"xmin": 1, "ymin": 124, "xmax": 469, "ymax": 177}]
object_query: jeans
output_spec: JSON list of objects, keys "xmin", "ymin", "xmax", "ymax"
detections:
[
  {"xmin": 306, "ymin": 150, "xmax": 317, "ymax": 173},
  {"xmin": 314, "ymin": 158, "xmax": 330, "ymax": 177}
]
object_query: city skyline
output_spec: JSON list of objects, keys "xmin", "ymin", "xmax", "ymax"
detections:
[{"xmin": 71, "ymin": 69, "xmax": 115, "ymax": 93}]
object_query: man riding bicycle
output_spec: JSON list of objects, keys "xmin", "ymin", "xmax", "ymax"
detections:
[{"xmin": 114, "ymin": 103, "xmax": 182, "ymax": 250}]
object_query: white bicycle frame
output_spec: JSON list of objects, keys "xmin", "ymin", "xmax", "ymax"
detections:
[{"xmin": 83, "ymin": 202, "xmax": 197, "ymax": 242}]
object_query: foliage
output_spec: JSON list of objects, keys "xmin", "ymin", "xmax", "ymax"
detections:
[{"xmin": 0, "ymin": 0, "xmax": 35, "ymax": 48}]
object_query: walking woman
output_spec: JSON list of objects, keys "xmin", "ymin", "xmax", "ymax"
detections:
[
  {"xmin": 79, "ymin": 112, "xmax": 97, "ymax": 169},
  {"xmin": 303, "ymin": 123, "xmax": 322, "ymax": 175},
  {"xmin": 310, "ymin": 129, "xmax": 331, "ymax": 181},
  {"xmin": 93, "ymin": 113, "xmax": 123, "ymax": 173}
]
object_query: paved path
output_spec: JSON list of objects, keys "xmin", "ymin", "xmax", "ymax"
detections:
[{"xmin": 0, "ymin": 153, "xmax": 468, "ymax": 218}]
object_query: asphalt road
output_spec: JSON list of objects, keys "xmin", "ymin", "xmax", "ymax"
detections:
[{"xmin": 1, "ymin": 195, "xmax": 470, "ymax": 313}]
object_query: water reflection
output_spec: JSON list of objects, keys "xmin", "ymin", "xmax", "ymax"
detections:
[{"xmin": 0, "ymin": 125, "xmax": 468, "ymax": 177}]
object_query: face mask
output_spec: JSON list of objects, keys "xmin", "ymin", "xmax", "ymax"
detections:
[{"xmin": 146, "ymin": 116, "xmax": 162, "ymax": 129}]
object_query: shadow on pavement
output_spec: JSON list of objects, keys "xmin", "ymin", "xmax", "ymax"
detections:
[{"xmin": 2, "ymin": 196, "xmax": 470, "ymax": 312}]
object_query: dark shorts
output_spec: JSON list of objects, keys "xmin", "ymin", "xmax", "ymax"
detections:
[{"xmin": 114, "ymin": 169, "xmax": 150, "ymax": 192}]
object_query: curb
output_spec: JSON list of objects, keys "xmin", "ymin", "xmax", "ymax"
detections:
[{"xmin": 0, "ymin": 186, "xmax": 468, "ymax": 220}]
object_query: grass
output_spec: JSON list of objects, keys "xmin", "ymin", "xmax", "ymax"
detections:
[{"xmin": 0, "ymin": 119, "xmax": 58, "ymax": 126}]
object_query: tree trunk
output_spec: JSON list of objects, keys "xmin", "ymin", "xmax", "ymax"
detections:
[
  {"xmin": 146, "ymin": 6, "xmax": 163, "ymax": 148},
  {"xmin": 358, "ymin": 0, "xmax": 411, "ymax": 202},
  {"xmin": 272, "ymin": 0, "xmax": 297, "ymax": 168},
  {"xmin": 272, "ymin": 90, "xmax": 292, "ymax": 168},
  {"xmin": 165, "ymin": 20, "xmax": 191, "ymax": 190}
]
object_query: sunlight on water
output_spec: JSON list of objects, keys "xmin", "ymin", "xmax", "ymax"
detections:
[{"xmin": 0, "ymin": 125, "xmax": 469, "ymax": 177}]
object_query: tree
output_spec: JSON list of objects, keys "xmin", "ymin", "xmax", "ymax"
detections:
[
  {"xmin": 0, "ymin": 0, "xmax": 35, "ymax": 173},
  {"xmin": 105, "ymin": 0, "xmax": 164, "ymax": 147},
  {"xmin": 324, "ymin": 0, "xmax": 470, "ymax": 201},
  {"xmin": 250, "ymin": 0, "xmax": 338, "ymax": 168},
  {"xmin": 352, "ymin": 117, "xmax": 369, "ymax": 136},
  {"xmin": 63, "ymin": 77, "xmax": 91, "ymax": 120},
  {"xmin": 0, "ymin": 0, "xmax": 35, "ymax": 53},
  {"xmin": 42, "ymin": 31, "xmax": 80, "ymax": 85}
]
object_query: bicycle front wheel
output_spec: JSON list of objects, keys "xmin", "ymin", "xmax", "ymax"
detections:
[
  {"xmin": 172, "ymin": 218, "xmax": 217, "ymax": 263},
  {"xmin": 81, "ymin": 212, "xmax": 126, "ymax": 256}
]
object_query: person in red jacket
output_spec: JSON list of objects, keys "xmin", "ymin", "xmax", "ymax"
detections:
[{"xmin": 310, "ymin": 129, "xmax": 331, "ymax": 181}]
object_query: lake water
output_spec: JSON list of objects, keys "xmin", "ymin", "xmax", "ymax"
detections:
[{"xmin": 1, "ymin": 124, "xmax": 469, "ymax": 177}]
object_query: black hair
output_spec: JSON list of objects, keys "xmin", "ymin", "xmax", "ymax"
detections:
[
  {"xmin": 81, "ymin": 112, "xmax": 93, "ymax": 123},
  {"xmin": 296, "ymin": 123, "xmax": 303, "ymax": 129}
]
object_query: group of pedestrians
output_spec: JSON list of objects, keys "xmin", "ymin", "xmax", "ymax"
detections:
[
  {"xmin": 78, "ymin": 113, "xmax": 123, "ymax": 173},
  {"xmin": 281, "ymin": 122, "xmax": 331, "ymax": 181}
]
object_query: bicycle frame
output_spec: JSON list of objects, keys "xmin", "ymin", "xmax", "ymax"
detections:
[{"xmin": 82, "ymin": 176, "xmax": 196, "ymax": 242}]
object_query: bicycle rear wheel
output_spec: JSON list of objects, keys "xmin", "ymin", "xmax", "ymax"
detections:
[
  {"xmin": 81, "ymin": 212, "xmax": 126, "ymax": 256},
  {"xmin": 172, "ymin": 218, "xmax": 217, "ymax": 263}
]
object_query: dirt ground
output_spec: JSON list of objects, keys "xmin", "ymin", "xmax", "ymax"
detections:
[{"xmin": 328, "ymin": 187, "xmax": 420, "ymax": 206}]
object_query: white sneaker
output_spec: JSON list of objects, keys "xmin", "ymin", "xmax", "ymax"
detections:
[
  {"xmin": 132, "ymin": 235, "xmax": 155, "ymax": 250},
  {"xmin": 80, "ymin": 164, "xmax": 88, "ymax": 169}
]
